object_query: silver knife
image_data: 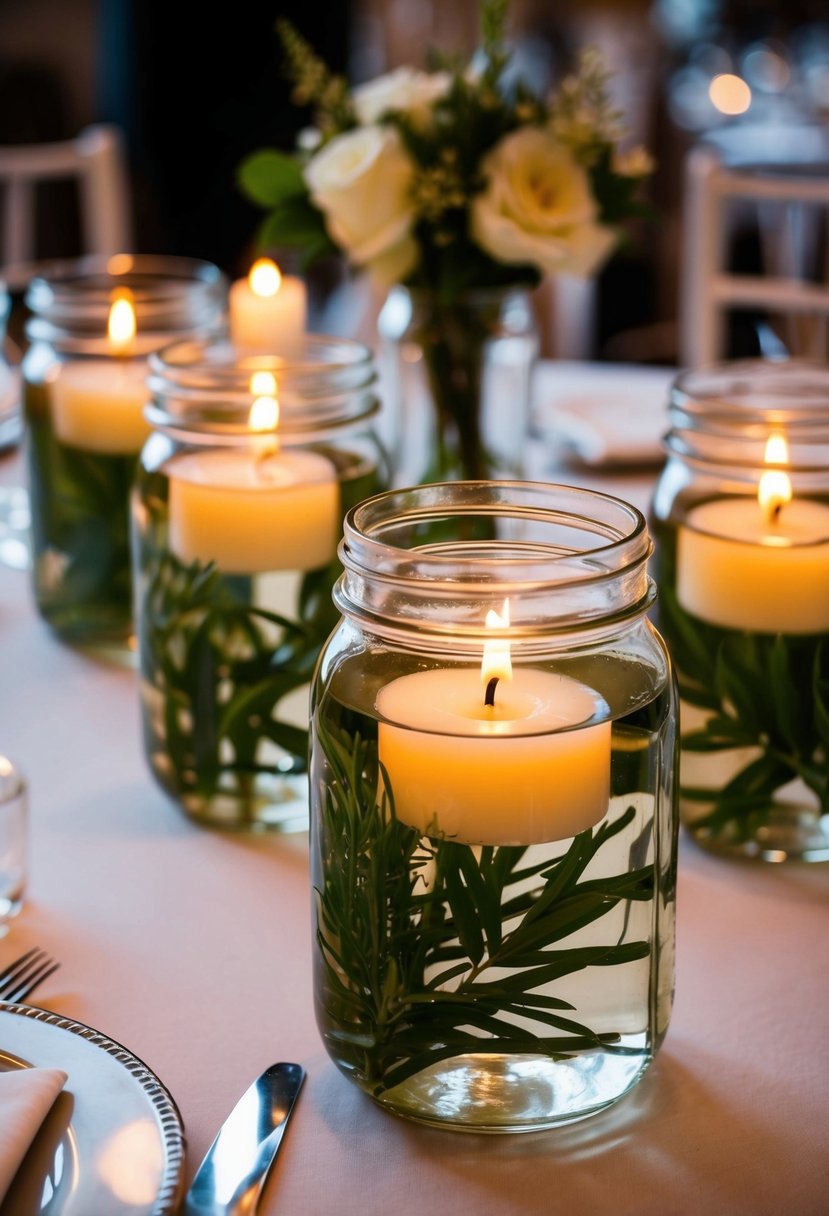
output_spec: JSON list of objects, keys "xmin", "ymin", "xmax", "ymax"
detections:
[{"xmin": 184, "ymin": 1062, "xmax": 305, "ymax": 1215}]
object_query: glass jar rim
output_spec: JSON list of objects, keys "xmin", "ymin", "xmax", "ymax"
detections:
[
  {"xmin": 25, "ymin": 253, "xmax": 227, "ymax": 346},
  {"xmin": 336, "ymin": 481, "xmax": 654, "ymax": 643},
  {"xmin": 666, "ymin": 358, "xmax": 829, "ymax": 473},
  {"xmin": 671, "ymin": 357, "xmax": 829, "ymax": 428},
  {"xmin": 146, "ymin": 336, "xmax": 379, "ymax": 439}
]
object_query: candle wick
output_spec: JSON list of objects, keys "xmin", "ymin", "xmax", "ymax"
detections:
[
  {"xmin": 771, "ymin": 501, "xmax": 783, "ymax": 524},
  {"xmin": 254, "ymin": 443, "xmax": 277, "ymax": 479},
  {"xmin": 484, "ymin": 676, "xmax": 499, "ymax": 707}
]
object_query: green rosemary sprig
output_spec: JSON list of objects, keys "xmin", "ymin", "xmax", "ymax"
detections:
[
  {"xmin": 26, "ymin": 407, "xmax": 135, "ymax": 628},
  {"xmin": 656, "ymin": 537, "xmax": 829, "ymax": 839},
  {"xmin": 139, "ymin": 552, "xmax": 323, "ymax": 817},
  {"xmin": 313, "ymin": 716, "xmax": 654, "ymax": 1095}
]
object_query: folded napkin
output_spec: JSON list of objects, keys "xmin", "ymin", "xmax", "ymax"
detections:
[
  {"xmin": 533, "ymin": 360, "xmax": 675, "ymax": 467},
  {"xmin": 0, "ymin": 1067, "xmax": 67, "ymax": 1204}
]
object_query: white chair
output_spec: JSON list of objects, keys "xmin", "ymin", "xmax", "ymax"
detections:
[
  {"xmin": 679, "ymin": 142, "xmax": 829, "ymax": 366},
  {"xmin": 0, "ymin": 124, "xmax": 132, "ymax": 290}
]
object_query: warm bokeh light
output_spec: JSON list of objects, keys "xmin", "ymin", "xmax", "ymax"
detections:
[
  {"xmin": 249, "ymin": 382, "xmax": 279, "ymax": 433},
  {"xmin": 482, "ymin": 599, "xmax": 512, "ymax": 687},
  {"xmin": 249, "ymin": 258, "xmax": 282, "ymax": 298},
  {"xmin": 107, "ymin": 290, "xmax": 136, "ymax": 351},
  {"xmin": 106, "ymin": 253, "xmax": 134, "ymax": 276},
  {"xmin": 250, "ymin": 370, "xmax": 277, "ymax": 398},
  {"xmin": 709, "ymin": 73, "xmax": 752, "ymax": 115},
  {"xmin": 96, "ymin": 1120, "xmax": 162, "ymax": 1205},
  {"xmin": 759, "ymin": 433, "xmax": 792, "ymax": 523}
]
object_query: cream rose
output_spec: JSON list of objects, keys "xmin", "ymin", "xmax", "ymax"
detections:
[
  {"xmin": 471, "ymin": 127, "xmax": 617, "ymax": 278},
  {"xmin": 352, "ymin": 67, "xmax": 451, "ymax": 125},
  {"xmin": 304, "ymin": 125, "xmax": 418, "ymax": 285}
]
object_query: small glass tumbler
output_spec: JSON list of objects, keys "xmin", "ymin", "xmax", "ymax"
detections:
[
  {"xmin": 311, "ymin": 481, "xmax": 678, "ymax": 1130},
  {"xmin": 651, "ymin": 358, "xmax": 829, "ymax": 862},
  {"xmin": 22, "ymin": 254, "xmax": 227, "ymax": 651},
  {"xmin": 0, "ymin": 757, "xmax": 27, "ymax": 930},
  {"xmin": 133, "ymin": 336, "xmax": 388, "ymax": 831}
]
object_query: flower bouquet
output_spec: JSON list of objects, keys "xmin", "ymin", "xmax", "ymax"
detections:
[{"xmin": 238, "ymin": 0, "xmax": 652, "ymax": 482}]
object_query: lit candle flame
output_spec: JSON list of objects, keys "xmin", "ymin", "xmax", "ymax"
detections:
[
  {"xmin": 248, "ymin": 371, "xmax": 279, "ymax": 433},
  {"xmin": 249, "ymin": 258, "xmax": 282, "ymax": 299},
  {"xmin": 758, "ymin": 433, "xmax": 792, "ymax": 525},
  {"xmin": 482, "ymin": 599, "xmax": 512, "ymax": 705},
  {"xmin": 107, "ymin": 289, "xmax": 136, "ymax": 353}
]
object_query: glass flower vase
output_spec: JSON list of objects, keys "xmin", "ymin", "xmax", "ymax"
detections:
[
  {"xmin": 377, "ymin": 286, "xmax": 539, "ymax": 486},
  {"xmin": 311, "ymin": 481, "xmax": 678, "ymax": 1130}
]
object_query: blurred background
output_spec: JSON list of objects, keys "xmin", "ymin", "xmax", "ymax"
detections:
[{"xmin": 1, "ymin": 0, "xmax": 828, "ymax": 363}]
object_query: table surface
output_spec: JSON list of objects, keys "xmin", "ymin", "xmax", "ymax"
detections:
[{"xmin": 1, "ymin": 391, "xmax": 828, "ymax": 1216}]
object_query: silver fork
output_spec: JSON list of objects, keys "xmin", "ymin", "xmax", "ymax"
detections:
[{"xmin": 0, "ymin": 947, "xmax": 60, "ymax": 1003}]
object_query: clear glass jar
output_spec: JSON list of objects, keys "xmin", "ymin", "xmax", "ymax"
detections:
[
  {"xmin": 22, "ymin": 254, "xmax": 227, "ymax": 651},
  {"xmin": 133, "ymin": 336, "xmax": 388, "ymax": 832},
  {"xmin": 0, "ymin": 278, "xmax": 20, "ymax": 450},
  {"xmin": 651, "ymin": 358, "xmax": 829, "ymax": 862},
  {"xmin": 311, "ymin": 481, "xmax": 678, "ymax": 1131},
  {"xmin": 377, "ymin": 286, "xmax": 539, "ymax": 486}
]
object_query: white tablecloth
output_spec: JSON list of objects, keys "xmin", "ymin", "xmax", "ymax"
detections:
[{"xmin": 1, "ymin": 422, "xmax": 828, "ymax": 1216}]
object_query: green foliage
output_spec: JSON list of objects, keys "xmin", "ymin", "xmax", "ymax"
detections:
[
  {"xmin": 139, "ymin": 552, "xmax": 322, "ymax": 819},
  {"xmin": 237, "ymin": 0, "xmax": 650, "ymax": 286},
  {"xmin": 236, "ymin": 150, "xmax": 306, "ymax": 207},
  {"xmin": 314, "ymin": 716, "xmax": 654, "ymax": 1095},
  {"xmin": 275, "ymin": 17, "xmax": 355, "ymax": 135},
  {"xmin": 26, "ymin": 404, "xmax": 134, "ymax": 635},
  {"xmin": 656, "ymin": 530, "xmax": 829, "ymax": 839},
  {"xmin": 137, "ymin": 458, "xmax": 385, "ymax": 820}
]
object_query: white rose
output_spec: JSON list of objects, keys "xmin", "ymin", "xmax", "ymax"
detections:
[
  {"xmin": 352, "ymin": 67, "xmax": 451, "ymax": 125},
  {"xmin": 304, "ymin": 125, "xmax": 418, "ymax": 285},
  {"xmin": 471, "ymin": 127, "xmax": 617, "ymax": 278}
]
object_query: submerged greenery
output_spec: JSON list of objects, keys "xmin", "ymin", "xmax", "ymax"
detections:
[
  {"xmin": 656, "ymin": 536, "xmax": 829, "ymax": 843},
  {"xmin": 136, "ymin": 459, "xmax": 381, "ymax": 823},
  {"xmin": 313, "ymin": 716, "xmax": 654, "ymax": 1095},
  {"xmin": 139, "ymin": 553, "xmax": 323, "ymax": 818},
  {"xmin": 26, "ymin": 401, "xmax": 135, "ymax": 642}
]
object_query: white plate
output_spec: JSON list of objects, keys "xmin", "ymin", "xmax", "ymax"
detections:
[
  {"xmin": 532, "ymin": 360, "xmax": 676, "ymax": 467},
  {"xmin": 0, "ymin": 1004, "xmax": 185, "ymax": 1215}
]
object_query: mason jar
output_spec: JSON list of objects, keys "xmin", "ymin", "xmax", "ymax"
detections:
[
  {"xmin": 651, "ymin": 358, "xmax": 829, "ymax": 863},
  {"xmin": 22, "ymin": 254, "xmax": 227, "ymax": 651},
  {"xmin": 310, "ymin": 481, "xmax": 678, "ymax": 1131},
  {"xmin": 133, "ymin": 336, "xmax": 388, "ymax": 831}
]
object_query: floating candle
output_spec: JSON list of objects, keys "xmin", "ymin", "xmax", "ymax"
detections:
[
  {"xmin": 167, "ymin": 373, "xmax": 338, "ymax": 574},
  {"xmin": 677, "ymin": 435, "xmax": 829, "ymax": 634},
  {"xmin": 228, "ymin": 258, "xmax": 307, "ymax": 354},
  {"xmin": 376, "ymin": 602, "xmax": 611, "ymax": 845},
  {"xmin": 50, "ymin": 290, "xmax": 150, "ymax": 453}
]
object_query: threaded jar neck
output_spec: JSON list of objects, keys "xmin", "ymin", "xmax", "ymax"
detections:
[
  {"xmin": 25, "ymin": 254, "xmax": 227, "ymax": 355},
  {"xmin": 335, "ymin": 481, "xmax": 654, "ymax": 651},
  {"xmin": 665, "ymin": 359, "xmax": 829, "ymax": 477},
  {"xmin": 145, "ymin": 337, "xmax": 379, "ymax": 446}
]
